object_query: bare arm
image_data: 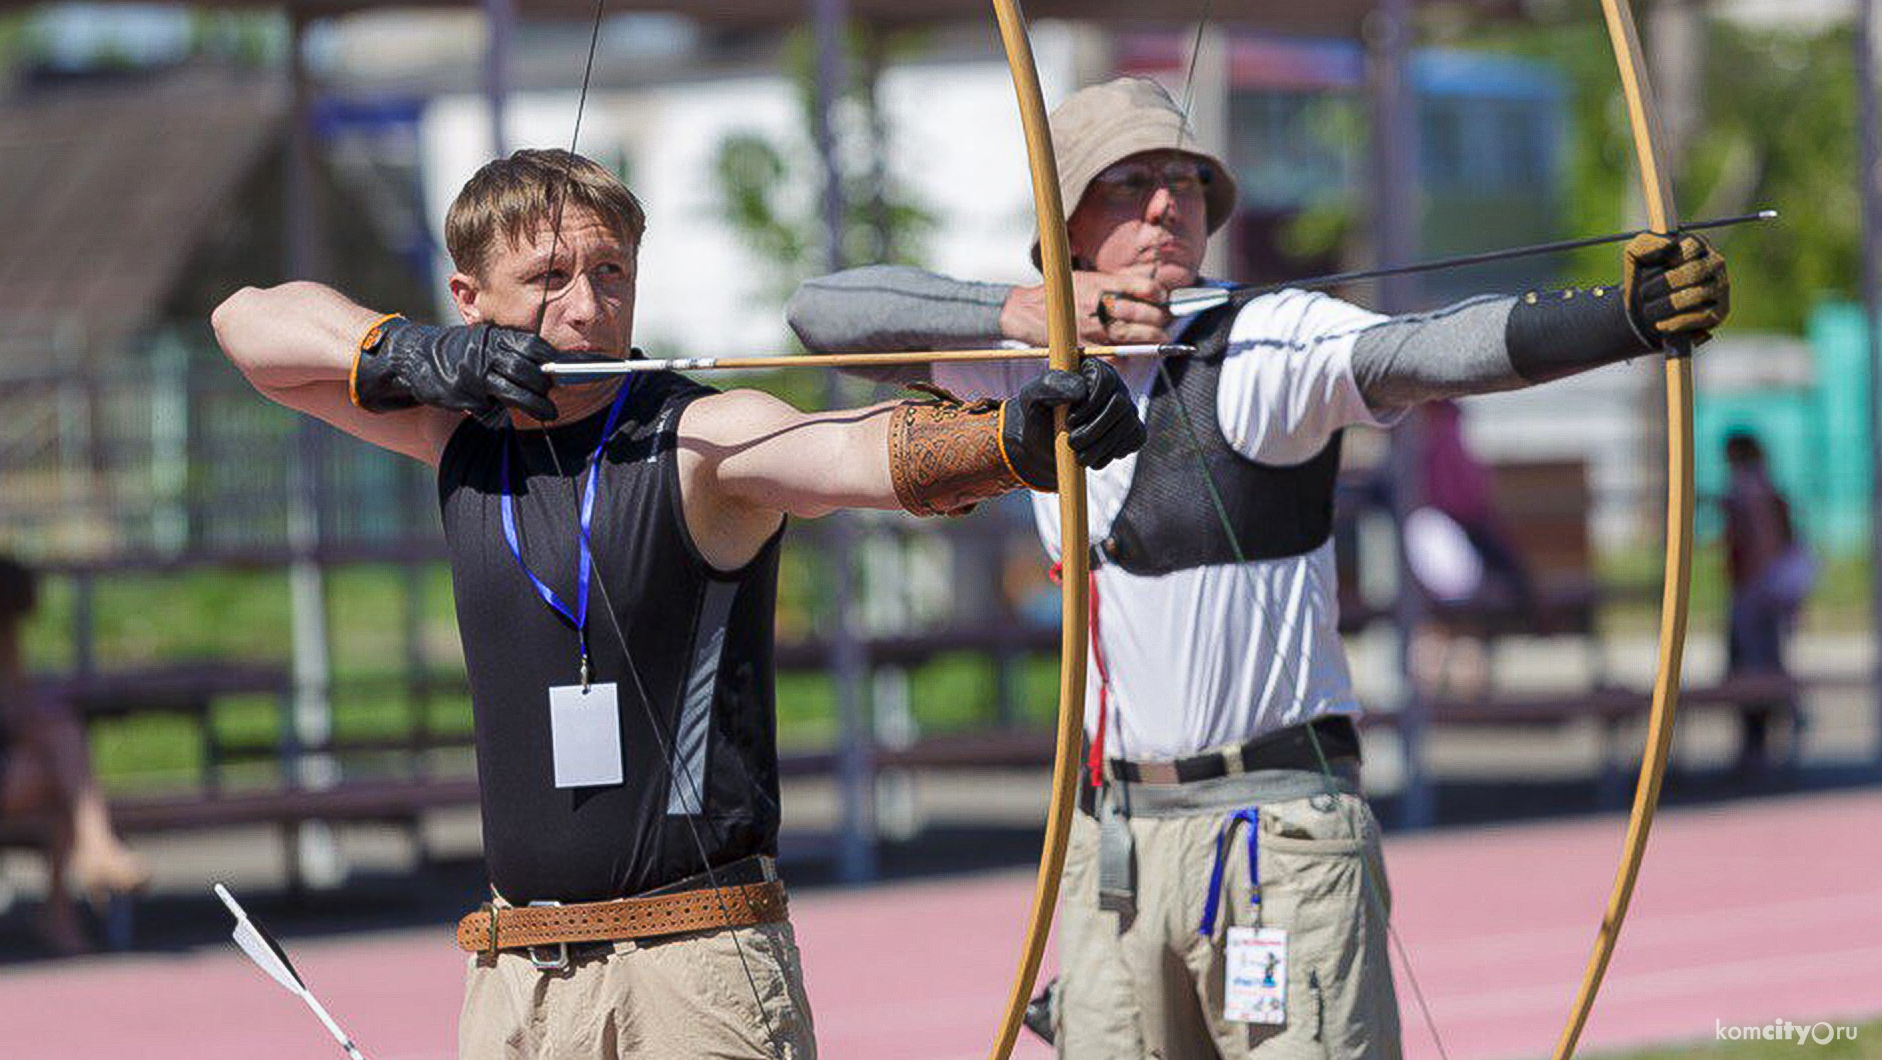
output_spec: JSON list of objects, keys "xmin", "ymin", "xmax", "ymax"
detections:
[
  {"xmin": 211, "ymin": 282, "xmax": 460, "ymax": 464},
  {"xmin": 676, "ymin": 360, "xmax": 1146, "ymax": 572},
  {"xmin": 675, "ymin": 390, "xmax": 902, "ymax": 570}
]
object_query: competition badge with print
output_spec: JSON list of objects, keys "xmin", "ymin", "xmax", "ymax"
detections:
[
  {"xmin": 1197, "ymin": 807, "xmax": 1285, "ymax": 1024},
  {"xmin": 1225, "ymin": 926, "xmax": 1289, "ymax": 1025}
]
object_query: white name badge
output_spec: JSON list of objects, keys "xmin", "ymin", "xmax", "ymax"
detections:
[
  {"xmin": 1224, "ymin": 926, "xmax": 1288, "ymax": 1025},
  {"xmin": 549, "ymin": 683, "xmax": 624, "ymax": 788}
]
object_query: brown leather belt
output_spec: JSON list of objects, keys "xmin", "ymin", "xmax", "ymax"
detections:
[{"xmin": 456, "ymin": 880, "xmax": 788, "ymax": 964}]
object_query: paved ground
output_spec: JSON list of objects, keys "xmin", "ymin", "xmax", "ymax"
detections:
[
  {"xmin": 1, "ymin": 787, "xmax": 1877, "ymax": 1060},
  {"xmin": 0, "ymin": 628, "xmax": 1875, "ymax": 1057}
]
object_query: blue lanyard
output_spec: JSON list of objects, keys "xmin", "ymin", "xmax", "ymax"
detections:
[
  {"xmin": 497, "ymin": 381, "xmax": 634, "ymax": 683},
  {"xmin": 1198, "ymin": 806, "xmax": 1261, "ymax": 938}
]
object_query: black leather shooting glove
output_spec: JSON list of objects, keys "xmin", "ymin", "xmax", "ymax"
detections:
[
  {"xmin": 1001, "ymin": 358, "xmax": 1147, "ymax": 490},
  {"xmin": 351, "ymin": 316, "xmax": 560, "ymax": 422}
]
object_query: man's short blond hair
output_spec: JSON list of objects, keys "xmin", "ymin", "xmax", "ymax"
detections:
[{"xmin": 445, "ymin": 148, "xmax": 647, "ymax": 279}]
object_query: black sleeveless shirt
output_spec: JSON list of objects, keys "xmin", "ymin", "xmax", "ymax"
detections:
[
  {"xmin": 1098, "ymin": 289, "xmax": 1344, "ymax": 575},
  {"xmin": 437, "ymin": 372, "xmax": 784, "ymax": 903}
]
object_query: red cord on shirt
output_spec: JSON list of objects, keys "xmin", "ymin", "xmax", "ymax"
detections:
[{"xmin": 1049, "ymin": 560, "xmax": 1112, "ymax": 788}]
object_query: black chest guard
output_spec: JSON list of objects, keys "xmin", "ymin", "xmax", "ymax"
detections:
[{"xmin": 1098, "ymin": 291, "xmax": 1344, "ymax": 576}]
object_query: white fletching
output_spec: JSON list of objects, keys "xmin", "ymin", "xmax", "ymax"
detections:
[
  {"xmin": 215, "ymin": 883, "xmax": 370, "ymax": 1060},
  {"xmin": 1169, "ymin": 287, "xmax": 1233, "ymax": 317},
  {"xmin": 217, "ymin": 883, "xmax": 305, "ymax": 995}
]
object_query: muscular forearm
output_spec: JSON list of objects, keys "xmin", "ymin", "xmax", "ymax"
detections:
[
  {"xmin": 211, "ymin": 282, "xmax": 384, "ymax": 393},
  {"xmin": 709, "ymin": 397, "xmax": 1023, "ymax": 521},
  {"xmin": 1351, "ymin": 286, "xmax": 1651, "ymax": 411},
  {"xmin": 717, "ymin": 403, "xmax": 903, "ymax": 519},
  {"xmin": 211, "ymin": 282, "xmax": 462, "ymax": 465},
  {"xmin": 787, "ymin": 265, "xmax": 1010, "ymax": 354},
  {"xmin": 703, "ymin": 361, "xmax": 1138, "ymax": 522}
]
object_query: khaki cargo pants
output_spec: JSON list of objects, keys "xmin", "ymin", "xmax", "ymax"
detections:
[
  {"xmin": 458, "ymin": 918, "xmax": 816, "ymax": 1059},
  {"xmin": 1055, "ymin": 792, "xmax": 1401, "ymax": 1060}
]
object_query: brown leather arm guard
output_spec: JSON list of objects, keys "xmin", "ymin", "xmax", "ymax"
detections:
[{"xmin": 887, "ymin": 386, "xmax": 1028, "ymax": 518}]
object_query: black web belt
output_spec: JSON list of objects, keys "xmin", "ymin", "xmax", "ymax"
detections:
[{"xmin": 1087, "ymin": 715, "xmax": 1359, "ymax": 789}]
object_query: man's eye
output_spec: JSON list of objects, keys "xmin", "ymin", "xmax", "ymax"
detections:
[{"xmin": 1099, "ymin": 175, "xmax": 1153, "ymax": 198}]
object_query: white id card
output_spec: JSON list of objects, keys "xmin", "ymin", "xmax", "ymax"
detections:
[
  {"xmin": 1224, "ymin": 926, "xmax": 1288, "ymax": 1025},
  {"xmin": 549, "ymin": 683, "xmax": 624, "ymax": 788}
]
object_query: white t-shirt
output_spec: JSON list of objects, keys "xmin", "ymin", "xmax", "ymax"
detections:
[{"xmin": 933, "ymin": 289, "xmax": 1394, "ymax": 760}]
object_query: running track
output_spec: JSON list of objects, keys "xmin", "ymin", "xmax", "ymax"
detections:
[{"xmin": 2, "ymin": 789, "xmax": 1877, "ymax": 1059}]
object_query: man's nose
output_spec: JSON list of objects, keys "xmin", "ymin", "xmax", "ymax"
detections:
[
  {"xmin": 1145, "ymin": 185, "xmax": 1182, "ymax": 225},
  {"xmin": 558, "ymin": 271, "xmax": 600, "ymax": 325}
]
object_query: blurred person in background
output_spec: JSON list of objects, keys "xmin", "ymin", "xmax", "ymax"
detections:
[
  {"xmin": 787, "ymin": 76, "xmax": 1731, "ymax": 1060},
  {"xmin": 0, "ymin": 555, "xmax": 150, "ymax": 954},
  {"xmin": 212, "ymin": 148, "xmax": 1141, "ymax": 1060},
  {"xmin": 1721, "ymin": 429, "xmax": 1814, "ymax": 775},
  {"xmin": 1403, "ymin": 399, "xmax": 1543, "ymax": 700}
]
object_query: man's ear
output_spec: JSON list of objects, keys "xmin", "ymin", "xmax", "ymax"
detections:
[{"xmin": 447, "ymin": 272, "xmax": 484, "ymax": 325}]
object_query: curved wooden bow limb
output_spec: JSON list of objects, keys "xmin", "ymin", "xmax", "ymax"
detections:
[
  {"xmin": 1551, "ymin": 4, "xmax": 1694, "ymax": 1058},
  {"xmin": 986, "ymin": 0, "xmax": 1087, "ymax": 1057}
]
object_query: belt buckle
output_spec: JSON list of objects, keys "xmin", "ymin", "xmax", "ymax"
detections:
[{"xmin": 525, "ymin": 900, "xmax": 569, "ymax": 972}]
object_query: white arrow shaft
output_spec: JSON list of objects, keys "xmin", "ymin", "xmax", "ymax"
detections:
[
  {"xmin": 542, "ymin": 343, "xmax": 1188, "ymax": 377},
  {"xmin": 302, "ymin": 990, "xmax": 369, "ymax": 1060}
]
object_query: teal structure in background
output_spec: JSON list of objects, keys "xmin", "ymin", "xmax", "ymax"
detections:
[{"xmin": 1693, "ymin": 302, "xmax": 1871, "ymax": 554}]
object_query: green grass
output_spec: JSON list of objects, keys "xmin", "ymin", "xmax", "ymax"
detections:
[
  {"xmin": 1597, "ymin": 540, "xmax": 1869, "ymax": 634},
  {"xmin": 20, "ymin": 553, "xmax": 1064, "ymax": 786},
  {"xmin": 32, "ymin": 542, "xmax": 1873, "ymax": 788}
]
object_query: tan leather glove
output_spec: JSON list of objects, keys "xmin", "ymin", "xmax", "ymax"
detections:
[{"xmin": 1622, "ymin": 232, "xmax": 1730, "ymax": 348}]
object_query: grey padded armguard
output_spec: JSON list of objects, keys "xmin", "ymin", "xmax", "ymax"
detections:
[
  {"xmin": 1350, "ymin": 285, "xmax": 1655, "ymax": 411},
  {"xmin": 1503, "ymin": 284, "xmax": 1656, "ymax": 384},
  {"xmin": 787, "ymin": 265, "xmax": 1011, "ymax": 353}
]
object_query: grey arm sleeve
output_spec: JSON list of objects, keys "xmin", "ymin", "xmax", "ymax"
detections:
[
  {"xmin": 1349, "ymin": 295, "xmax": 1523, "ymax": 411},
  {"xmin": 786, "ymin": 265, "xmax": 1011, "ymax": 354},
  {"xmin": 1352, "ymin": 282, "xmax": 1653, "ymax": 412}
]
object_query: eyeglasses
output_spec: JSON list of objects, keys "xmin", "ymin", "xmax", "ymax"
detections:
[{"xmin": 1089, "ymin": 159, "xmax": 1214, "ymax": 203}]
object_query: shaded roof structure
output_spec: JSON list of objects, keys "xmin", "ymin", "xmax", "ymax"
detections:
[
  {"xmin": 0, "ymin": 72, "xmax": 282, "ymax": 357},
  {"xmin": 0, "ymin": 0, "xmax": 1520, "ymax": 354},
  {"xmin": 514, "ymin": 0, "xmax": 1519, "ymax": 32},
  {"xmin": 0, "ymin": 0, "xmax": 1520, "ymax": 32}
]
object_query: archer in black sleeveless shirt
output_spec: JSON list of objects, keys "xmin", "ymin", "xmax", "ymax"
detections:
[{"xmin": 437, "ymin": 370, "xmax": 784, "ymax": 903}]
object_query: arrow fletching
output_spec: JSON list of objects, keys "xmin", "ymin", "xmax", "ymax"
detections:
[
  {"xmin": 216, "ymin": 883, "xmax": 306, "ymax": 995},
  {"xmin": 1169, "ymin": 288, "xmax": 1233, "ymax": 317},
  {"xmin": 214, "ymin": 883, "xmax": 370, "ymax": 1060}
]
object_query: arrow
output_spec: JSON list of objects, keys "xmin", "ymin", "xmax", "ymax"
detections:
[
  {"xmin": 542, "ymin": 342, "xmax": 1194, "ymax": 380},
  {"xmin": 214, "ymin": 883, "xmax": 370, "ymax": 1060},
  {"xmin": 1169, "ymin": 209, "xmax": 1777, "ymax": 317}
]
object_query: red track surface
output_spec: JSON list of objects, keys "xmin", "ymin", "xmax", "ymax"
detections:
[{"xmin": 3, "ymin": 788, "xmax": 1878, "ymax": 1060}]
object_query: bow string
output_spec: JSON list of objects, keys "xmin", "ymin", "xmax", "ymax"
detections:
[{"xmin": 1143, "ymin": 5, "xmax": 1699, "ymax": 1060}]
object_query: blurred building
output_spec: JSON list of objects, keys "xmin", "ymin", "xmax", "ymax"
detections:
[
  {"xmin": 8, "ymin": 4, "xmax": 1854, "ymax": 566},
  {"xmin": 0, "ymin": 61, "xmax": 433, "ymax": 557}
]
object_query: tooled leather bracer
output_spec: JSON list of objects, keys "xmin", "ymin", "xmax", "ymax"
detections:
[{"xmin": 1097, "ymin": 289, "xmax": 1343, "ymax": 575}]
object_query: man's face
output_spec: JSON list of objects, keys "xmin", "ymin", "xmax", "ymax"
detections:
[
  {"xmin": 1065, "ymin": 150, "xmax": 1212, "ymax": 290},
  {"xmin": 450, "ymin": 207, "xmax": 638, "ymax": 359}
]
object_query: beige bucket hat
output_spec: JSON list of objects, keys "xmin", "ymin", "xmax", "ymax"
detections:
[{"xmin": 1032, "ymin": 76, "xmax": 1238, "ymax": 267}]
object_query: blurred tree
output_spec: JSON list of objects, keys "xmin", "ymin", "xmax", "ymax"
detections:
[
  {"xmin": 1465, "ymin": 14, "xmax": 1857, "ymax": 335},
  {"xmin": 0, "ymin": 16, "xmax": 25, "ymax": 81},
  {"xmin": 711, "ymin": 22, "xmax": 936, "ymax": 309}
]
